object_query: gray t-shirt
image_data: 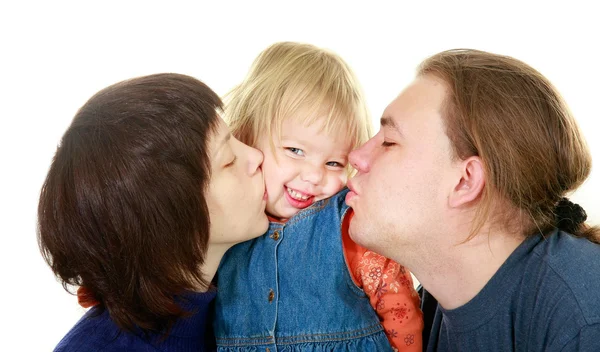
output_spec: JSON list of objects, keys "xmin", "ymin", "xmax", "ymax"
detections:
[{"xmin": 426, "ymin": 229, "xmax": 600, "ymax": 352}]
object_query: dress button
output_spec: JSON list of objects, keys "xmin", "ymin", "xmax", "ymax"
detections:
[
  {"xmin": 268, "ymin": 289, "xmax": 275, "ymax": 303},
  {"xmin": 271, "ymin": 231, "xmax": 280, "ymax": 241}
]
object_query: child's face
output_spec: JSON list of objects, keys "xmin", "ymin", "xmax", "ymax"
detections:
[{"xmin": 258, "ymin": 116, "xmax": 353, "ymax": 220}]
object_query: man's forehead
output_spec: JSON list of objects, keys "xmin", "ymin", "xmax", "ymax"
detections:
[{"xmin": 385, "ymin": 78, "xmax": 446, "ymax": 122}]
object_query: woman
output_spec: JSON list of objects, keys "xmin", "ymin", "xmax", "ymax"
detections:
[{"xmin": 37, "ymin": 73, "xmax": 269, "ymax": 351}]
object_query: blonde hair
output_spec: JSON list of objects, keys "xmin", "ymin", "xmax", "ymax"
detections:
[
  {"xmin": 418, "ymin": 49, "xmax": 598, "ymax": 243},
  {"xmin": 225, "ymin": 42, "xmax": 372, "ymax": 156}
]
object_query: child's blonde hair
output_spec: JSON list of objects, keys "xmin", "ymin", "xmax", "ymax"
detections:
[{"xmin": 225, "ymin": 42, "xmax": 372, "ymax": 156}]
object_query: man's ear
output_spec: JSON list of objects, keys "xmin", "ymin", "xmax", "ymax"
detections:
[{"xmin": 449, "ymin": 156, "xmax": 485, "ymax": 208}]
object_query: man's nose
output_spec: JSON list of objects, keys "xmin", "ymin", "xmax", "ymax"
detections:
[{"xmin": 349, "ymin": 137, "xmax": 377, "ymax": 173}]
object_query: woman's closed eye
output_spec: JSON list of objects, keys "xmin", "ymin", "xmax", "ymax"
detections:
[
  {"xmin": 224, "ymin": 156, "xmax": 237, "ymax": 167},
  {"xmin": 382, "ymin": 140, "xmax": 396, "ymax": 147}
]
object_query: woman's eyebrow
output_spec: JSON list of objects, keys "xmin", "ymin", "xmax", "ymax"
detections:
[{"xmin": 214, "ymin": 132, "xmax": 232, "ymax": 157}]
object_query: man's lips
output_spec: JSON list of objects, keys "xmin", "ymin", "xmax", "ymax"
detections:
[
  {"xmin": 347, "ymin": 179, "xmax": 358, "ymax": 195},
  {"xmin": 345, "ymin": 180, "xmax": 358, "ymax": 205}
]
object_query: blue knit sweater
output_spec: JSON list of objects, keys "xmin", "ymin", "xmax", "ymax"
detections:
[{"xmin": 55, "ymin": 290, "xmax": 217, "ymax": 351}]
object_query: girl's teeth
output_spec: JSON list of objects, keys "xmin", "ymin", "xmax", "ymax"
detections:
[{"xmin": 287, "ymin": 187, "xmax": 309, "ymax": 200}]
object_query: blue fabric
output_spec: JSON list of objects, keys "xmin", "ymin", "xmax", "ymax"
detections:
[
  {"xmin": 55, "ymin": 290, "xmax": 217, "ymax": 351},
  {"xmin": 214, "ymin": 188, "xmax": 393, "ymax": 351},
  {"xmin": 427, "ymin": 229, "xmax": 600, "ymax": 351}
]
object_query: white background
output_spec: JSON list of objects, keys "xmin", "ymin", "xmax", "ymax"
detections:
[{"xmin": 1, "ymin": 1, "xmax": 598, "ymax": 350}]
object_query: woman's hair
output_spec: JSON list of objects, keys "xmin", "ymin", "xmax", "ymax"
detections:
[
  {"xmin": 225, "ymin": 42, "xmax": 372, "ymax": 159},
  {"xmin": 37, "ymin": 73, "xmax": 222, "ymax": 332},
  {"xmin": 418, "ymin": 49, "xmax": 599, "ymax": 243}
]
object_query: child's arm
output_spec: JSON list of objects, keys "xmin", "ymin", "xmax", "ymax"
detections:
[
  {"xmin": 352, "ymin": 250, "xmax": 423, "ymax": 351},
  {"xmin": 342, "ymin": 212, "xmax": 423, "ymax": 351}
]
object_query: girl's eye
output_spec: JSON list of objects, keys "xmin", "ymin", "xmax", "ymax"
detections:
[
  {"xmin": 225, "ymin": 156, "xmax": 237, "ymax": 167},
  {"xmin": 382, "ymin": 141, "xmax": 396, "ymax": 147},
  {"xmin": 326, "ymin": 161, "xmax": 345, "ymax": 168},
  {"xmin": 286, "ymin": 147, "xmax": 305, "ymax": 156}
]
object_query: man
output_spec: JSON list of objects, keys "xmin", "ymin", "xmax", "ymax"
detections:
[{"xmin": 345, "ymin": 49, "xmax": 600, "ymax": 351}]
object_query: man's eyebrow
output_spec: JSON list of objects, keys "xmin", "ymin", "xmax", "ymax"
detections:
[{"xmin": 380, "ymin": 116, "xmax": 402, "ymax": 136}]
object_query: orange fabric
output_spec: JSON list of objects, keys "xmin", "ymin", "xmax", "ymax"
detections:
[
  {"xmin": 77, "ymin": 286, "xmax": 99, "ymax": 308},
  {"xmin": 342, "ymin": 211, "xmax": 423, "ymax": 351}
]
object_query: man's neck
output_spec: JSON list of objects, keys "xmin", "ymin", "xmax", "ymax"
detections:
[{"xmin": 411, "ymin": 226, "xmax": 526, "ymax": 310}]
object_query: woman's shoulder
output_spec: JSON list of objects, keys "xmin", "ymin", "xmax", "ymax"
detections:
[
  {"xmin": 54, "ymin": 308, "xmax": 147, "ymax": 352},
  {"xmin": 54, "ymin": 308, "xmax": 119, "ymax": 351},
  {"xmin": 56, "ymin": 292, "xmax": 216, "ymax": 351}
]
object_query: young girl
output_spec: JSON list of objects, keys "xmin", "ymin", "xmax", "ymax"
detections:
[{"xmin": 214, "ymin": 42, "xmax": 423, "ymax": 351}]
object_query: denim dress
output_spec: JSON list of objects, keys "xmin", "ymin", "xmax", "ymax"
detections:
[{"xmin": 214, "ymin": 189, "xmax": 393, "ymax": 352}]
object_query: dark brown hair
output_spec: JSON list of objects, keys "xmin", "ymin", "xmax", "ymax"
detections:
[
  {"xmin": 418, "ymin": 49, "xmax": 599, "ymax": 243},
  {"xmin": 37, "ymin": 73, "xmax": 222, "ymax": 332}
]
